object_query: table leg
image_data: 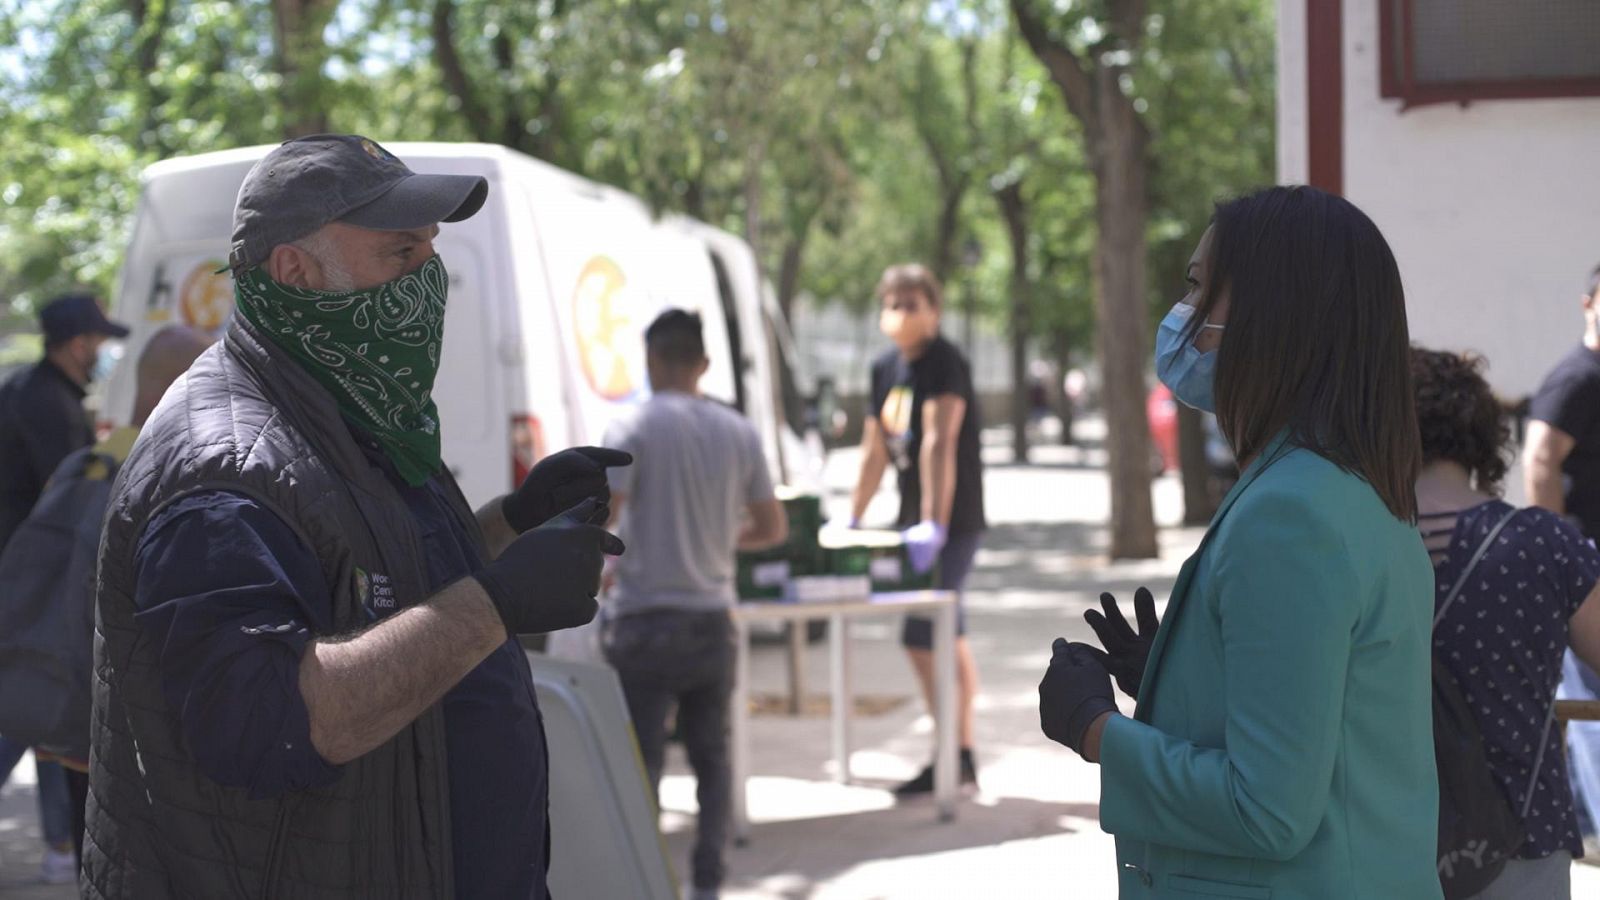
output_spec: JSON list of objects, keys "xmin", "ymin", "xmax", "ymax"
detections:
[
  {"xmin": 829, "ymin": 612, "xmax": 851, "ymax": 783},
  {"xmin": 732, "ymin": 615, "xmax": 752, "ymax": 846},
  {"xmin": 933, "ymin": 600, "xmax": 958, "ymax": 823},
  {"xmin": 786, "ymin": 619, "xmax": 807, "ymax": 715}
]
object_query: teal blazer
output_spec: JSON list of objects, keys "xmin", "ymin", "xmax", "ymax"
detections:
[{"xmin": 1099, "ymin": 441, "xmax": 1441, "ymax": 899}]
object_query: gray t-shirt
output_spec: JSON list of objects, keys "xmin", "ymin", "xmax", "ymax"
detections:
[{"xmin": 603, "ymin": 391, "xmax": 775, "ymax": 613}]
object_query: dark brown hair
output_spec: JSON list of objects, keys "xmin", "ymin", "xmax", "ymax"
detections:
[
  {"xmin": 644, "ymin": 308, "xmax": 705, "ymax": 366},
  {"xmin": 875, "ymin": 263, "xmax": 944, "ymax": 308},
  {"xmin": 1193, "ymin": 186, "xmax": 1420, "ymax": 520},
  {"xmin": 1410, "ymin": 347, "xmax": 1510, "ymax": 494}
]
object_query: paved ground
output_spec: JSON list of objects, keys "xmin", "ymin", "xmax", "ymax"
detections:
[{"xmin": 5, "ymin": 420, "xmax": 1598, "ymax": 897}]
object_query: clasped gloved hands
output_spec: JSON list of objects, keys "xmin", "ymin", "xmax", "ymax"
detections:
[
  {"xmin": 474, "ymin": 497, "xmax": 625, "ymax": 636},
  {"xmin": 1038, "ymin": 638, "xmax": 1118, "ymax": 759},
  {"xmin": 501, "ymin": 446, "xmax": 633, "ymax": 533},
  {"xmin": 1081, "ymin": 587, "xmax": 1159, "ymax": 699}
]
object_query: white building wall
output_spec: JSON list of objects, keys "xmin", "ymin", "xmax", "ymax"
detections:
[{"xmin": 1279, "ymin": 0, "xmax": 1600, "ymax": 397}]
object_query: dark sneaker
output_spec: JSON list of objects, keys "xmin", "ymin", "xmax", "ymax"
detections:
[
  {"xmin": 893, "ymin": 751, "xmax": 979, "ymax": 798},
  {"xmin": 893, "ymin": 764, "xmax": 936, "ymax": 797}
]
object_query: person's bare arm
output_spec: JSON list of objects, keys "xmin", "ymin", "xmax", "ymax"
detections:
[
  {"xmin": 1524, "ymin": 420, "xmax": 1576, "ymax": 514},
  {"xmin": 918, "ymin": 394, "xmax": 967, "ymax": 528},
  {"xmin": 738, "ymin": 498, "xmax": 788, "ymax": 551},
  {"xmin": 851, "ymin": 418, "xmax": 890, "ymax": 523},
  {"xmin": 1570, "ymin": 579, "xmax": 1600, "ymax": 674},
  {"xmin": 299, "ymin": 578, "xmax": 506, "ymax": 765},
  {"xmin": 476, "ymin": 496, "xmax": 517, "ymax": 560}
]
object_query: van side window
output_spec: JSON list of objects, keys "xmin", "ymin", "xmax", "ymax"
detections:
[{"xmin": 707, "ymin": 251, "xmax": 747, "ymax": 413}]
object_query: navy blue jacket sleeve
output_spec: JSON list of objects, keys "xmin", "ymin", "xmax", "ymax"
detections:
[{"xmin": 133, "ymin": 491, "xmax": 343, "ymax": 798}]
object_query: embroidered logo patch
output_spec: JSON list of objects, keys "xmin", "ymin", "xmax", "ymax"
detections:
[{"xmin": 355, "ymin": 566, "xmax": 398, "ymax": 616}]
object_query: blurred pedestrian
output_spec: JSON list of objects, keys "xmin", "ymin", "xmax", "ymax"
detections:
[
  {"xmin": 1047, "ymin": 186, "xmax": 1441, "ymax": 897},
  {"xmin": 1523, "ymin": 263, "xmax": 1600, "ymax": 843},
  {"xmin": 600, "ymin": 309, "xmax": 787, "ymax": 900},
  {"xmin": 83, "ymin": 134, "xmax": 628, "ymax": 899},
  {"xmin": 845, "ymin": 263, "xmax": 987, "ymax": 795},
  {"xmin": 0, "ymin": 291, "xmax": 128, "ymax": 884},
  {"xmin": 0, "ymin": 325, "xmax": 212, "ymax": 874},
  {"xmin": 1412, "ymin": 347, "xmax": 1600, "ymax": 898}
]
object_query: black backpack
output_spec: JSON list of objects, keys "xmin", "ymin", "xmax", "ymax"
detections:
[
  {"xmin": 1432, "ymin": 507, "xmax": 1558, "ymax": 898},
  {"xmin": 0, "ymin": 444, "xmax": 119, "ymax": 759}
]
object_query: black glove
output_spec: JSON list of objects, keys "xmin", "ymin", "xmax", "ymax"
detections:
[
  {"xmin": 1038, "ymin": 638, "xmax": 1118, "ymax": 758},
  {"xmin": 501, "ymin": 447, "xmax": 634, "ymax": 534},
  {"xmin": 1082, "ymin": 587, "xmax": 1159, "ymax": 700},
  {"xmin": 474, "ymin": 497, "xmax": 625, "ymax": 635}
]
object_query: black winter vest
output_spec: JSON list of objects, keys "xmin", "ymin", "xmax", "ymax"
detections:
[{"xmin": 83, "ymin": 320, "xmax": 467, "ymax": 899}]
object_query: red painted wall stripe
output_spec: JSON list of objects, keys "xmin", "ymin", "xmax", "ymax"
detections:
[{"xmin": 1306, "ymin": 0, "xmax": 1344, "ymax": 195}]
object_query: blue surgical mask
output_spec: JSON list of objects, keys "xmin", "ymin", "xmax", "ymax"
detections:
[
  {"xmin": 91, "ymin": 342, "xmax": 123, "ymax": 384},
  {"xmin": 1154, "ymin": 303, "xmax": 1224, "ymax": 413}
]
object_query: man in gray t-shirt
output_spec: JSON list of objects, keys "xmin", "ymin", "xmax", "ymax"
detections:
[{"xmin": 600, "ymin": 309, "xmax": 785, "ymax": 900}]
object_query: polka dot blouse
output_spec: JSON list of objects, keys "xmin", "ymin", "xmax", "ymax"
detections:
[{"xmin": 1422, "ymin": 500, "xmax": 1600, "ymax": 859}]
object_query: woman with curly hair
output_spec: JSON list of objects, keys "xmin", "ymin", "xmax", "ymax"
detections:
[{"xmin": 1414, "ymin": 346, "xmax": 1600, "ymax": 898}]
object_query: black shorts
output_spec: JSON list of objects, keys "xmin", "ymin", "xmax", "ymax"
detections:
[{"xmin": 901, "ymin": 529, "xmax": 982, "ymax": 649}]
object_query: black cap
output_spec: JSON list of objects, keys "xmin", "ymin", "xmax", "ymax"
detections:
[
  {"xmin": 229, "ymin": 134, "xmax": 489, "ymax": 276},
  {"xmin": 39, "ymin": 293, "xmax": 130, "ymax": 347}
]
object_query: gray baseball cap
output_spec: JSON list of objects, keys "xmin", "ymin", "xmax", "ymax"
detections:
[{"xmin": 229, "ymin": 134, "xmax": 488, "ymax": 276}]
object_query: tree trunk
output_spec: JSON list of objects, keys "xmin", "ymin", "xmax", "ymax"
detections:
[
  {"xmin": 1177, "ymin": 404, "xmax": 1216, "ymax": 525},
  {"xmin": 432, "ymin": 0, "xmax": 490, "ymax": 134},
  {"xmin": 776, "ymin": 232, "xmax": 807, "ymax": 325},
  {"xmin": 995, "ymin": 181, "xmax": 1031, "ymax": 465},
  {"xmin": 930, "ymin": 186, "xmax": 965, "ymax": 285},
  {"xmin": 1009, "ymin": 0, "xmax": 1158, "ymax": 558},
  {"xmin": 1092, "ymin": 73, "xmax": 1157, "ymax": 558},
  {"xmin": 271, "ymin": 0, "xmax": 335, "ymax": 138},
  {"xmin": 127, "ymin": 0, "xmax": 172, "ymax": 153},
  {"xmin": 1052, "ymin": 328, "xmax": 1076, "ymax": 446}
]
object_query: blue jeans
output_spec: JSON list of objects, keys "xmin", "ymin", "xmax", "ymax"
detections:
[
  {"xmin": 0, "ymin": 734, "xmax": 73, "ymax": 848},
  {"xmin": 603, "ymin": 608, "xmax": 735, "ymax": 891},
  {"xmin": 1560, "ymin": 652, "xmax": 1600, "ymax": 838}
]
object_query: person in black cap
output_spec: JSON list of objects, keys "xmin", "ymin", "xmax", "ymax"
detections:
[
  {"xmin": 84, "ymin": 135, "xmax": 630, "ymax": 899},
  {"xmin": 0, "ymin": 292, "xmax": 127, "ymax": 885},
  {"xmin": 0, "ymin": 292, "xmax": 129, "ymax": 553}
]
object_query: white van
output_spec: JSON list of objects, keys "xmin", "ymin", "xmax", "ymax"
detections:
[{"xmin": 101, "ymin": 142, "xmax": 826, "ymax": 508}]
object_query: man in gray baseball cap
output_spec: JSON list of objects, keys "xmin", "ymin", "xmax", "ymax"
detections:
[{"xmin": 85, "ymin": 135, "xmax": 629, "ymax": 899}]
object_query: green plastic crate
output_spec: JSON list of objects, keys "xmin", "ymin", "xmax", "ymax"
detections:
[
  {"xmin": 736, "ymin": 488, "xmax": 824, "ymax": 600},
  {"xmin": 819, "ymin": 529, "xmax": 938, "ymax": 593}
]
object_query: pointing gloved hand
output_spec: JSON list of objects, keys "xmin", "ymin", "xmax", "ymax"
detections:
[
  {"xmin": 902, "ymin": 520, "xmax": 947, "ymax": 574},
  {"xmin": 1038, "ymin": 638, "xmax": 1118, "ymax": 759},
  {"xmin": 474, "ymin": 497, "xmax": 625, "ymax": 635},
  {"xmin": 501, "ymin": 446, "xmax": 634, "ymax": 534},
  {"xmin": 1081, "ymin": 587, "xmax": 1159, "ymax": 699}
]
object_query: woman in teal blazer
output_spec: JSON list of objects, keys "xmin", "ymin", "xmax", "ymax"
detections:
[{"xmin": 1039, "ymin": 187, "xmax": 1442, "ymax": 899}]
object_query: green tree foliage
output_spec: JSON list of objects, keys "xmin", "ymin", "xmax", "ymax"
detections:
[{"xmin": 0, "ymin": 1, "xmax": 1276, "ymax": 529}]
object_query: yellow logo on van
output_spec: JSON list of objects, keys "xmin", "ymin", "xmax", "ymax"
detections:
[
  {"xmin": 178, "ymin": 261, "xmax": 235, "ymax": 334},
  {"xmin": 572, "ymin": 256, "xmax": 643, "ymax": 402}
]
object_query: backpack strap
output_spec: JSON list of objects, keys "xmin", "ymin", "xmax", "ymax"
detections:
[
  {"xmin": 1522, "ymin": 692, "xmax": 1559, "ymax": 819},
  {"xmin": 1433, "ymin": 506, "xmax": 1520, "ymax": 630}
]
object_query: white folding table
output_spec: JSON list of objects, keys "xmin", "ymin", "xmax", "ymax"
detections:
[{"xmin": 728, "ymin": 590, "xmax": 960, "ymax": 843}]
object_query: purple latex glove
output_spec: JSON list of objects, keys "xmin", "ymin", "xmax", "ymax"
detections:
[{"xmin": 902, "ymin": 520, "xmax": 947, "ymax": 574}]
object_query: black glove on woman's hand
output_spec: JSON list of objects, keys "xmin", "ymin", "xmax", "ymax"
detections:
[
  {"xmin": 501, "ymin": 447, "xmax": 634, "ymax": 534},
  {"xmin": 1038, "ymin": 639, "xmax": 1118, "ymax": 758},
  {"xmin": 1083, "ymin": 587, "xmax": 1159, "ymax": 699},
  {"xmin": 474, "ymin": 497, "xmax": 625, "ymax": 635}
]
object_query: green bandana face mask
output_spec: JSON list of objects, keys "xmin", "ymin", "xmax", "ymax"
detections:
[{"xmin": 234, "ymin": 256, "xmax": 449, "ymax": 486}]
